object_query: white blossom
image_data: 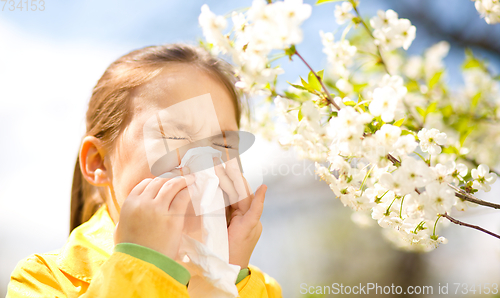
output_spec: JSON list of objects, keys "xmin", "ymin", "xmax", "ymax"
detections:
[
  {"xmin": 403, "ymin": 56, "xmax": 423, "ymax": 80},
  {"xmin": 200, "ymin": 0, "xmax": 311, "ymax": 96},
  {"xmin": 199, "ymin": 5, "xmax": 231, "ymax": 55},
  {"xmin": 450, "ymin": 163, "xmax": 468, "ymax": 185},
  {"xmin": 329, "ymin": 106, "xmax": 372, "ymax": 155},
  {"xmin": 473, "ymin": 0, "xmax": 500, "ymax": 24},
  {"xmin": 422, "ymin": 182, "xmax": 456, "ymax": 215},
  {"xmin": 370, "ymin": 9, "xmax": 416, "ymax": 51},
  {"xmin": 417, "ymin": 128, "xmax": 447, "ymax": 155},
  {"xmin": 320, "ymin": 30, "xmax": 357, "ymax": 77},
  {"xmin": 398, "ymin": 157, "xmax": 432, "ymax": 188},
  {"xmin": 370, "ymin": 9, "xmax": 399, "ymax": 30},
  {"xmin": 334, "ymin": 2, "xmax": 354, "ymax": 25},
  {"xmin": 379, "ymin": 171, "xmax": 414, "ymax": 195},
  {"xmin": 471, "ymin": 164, "xmax": 497, "ymax": 192},
  {"xmin": 375, "ymin": 124, "xmax": 401, "ymax": 152},
  {"xmin": 393, "ymin": 134, "xmax": 418, "ymax": 156},
  {"xmin": 424, "ymin": 41, "xmax": 450, "ymax": 79},
  {"xmin": 431, "ymin": 163, "xmax": 455, "ymax": 185},
  {"xmin": 369, "ymin": 86, "xmax": 399, "ymax": 122},
  {"xmin": 200, "ymin": 0, "xmax": 500, "ymax": 253}
]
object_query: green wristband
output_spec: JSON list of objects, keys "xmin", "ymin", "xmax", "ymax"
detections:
[
  {"xmin": 114, "ymin": 243, "xmax": 191, "ymax": 286},
  {"xmin": 236, "ymin": 268, "xmax": 250, "ymax": 284}
]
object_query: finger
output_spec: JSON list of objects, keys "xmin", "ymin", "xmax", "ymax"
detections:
[
  {"xmin": 129, "ymin": 178, "xmax": 154, "ymax": 197},
  {"xmin": 169, "ymin": 188, "xmax": 192, "ymax": 215},
  {"xmin": 155, "ymin": 174, "xmax": 195, "ymax": 208},
  {"xmin": 243, "ymin": 184, "xmax": 267, "ymax": 224},
  {"xmin": 141, "ymin": 177, "xmax": 171, "ymax": 199},
  {"xmin": 213, "ymin": 157, "xmax": 239, "ymax": 206},
  {"xmin": 225, "ymin": 158, "xmax": 252, "ymax": 212},
  {"xmin": 158, "ymin": 166, "xmax": 190, "ymax": 179}
]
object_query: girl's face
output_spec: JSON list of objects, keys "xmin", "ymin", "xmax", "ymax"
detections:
[{"xmin": 106, "ymin": 63, "xmax": 238, "ymax": 222}]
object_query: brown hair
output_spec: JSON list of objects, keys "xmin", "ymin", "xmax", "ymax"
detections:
[{"xmin": 70, "ymin": 42, "xmax": 245, "ymax": 233}]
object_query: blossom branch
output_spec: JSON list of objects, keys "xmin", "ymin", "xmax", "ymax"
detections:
[
  {"xmin": 440, "ymin": 212, "xmax": 500, "ymax": 240},
  {"xmin": 351, "ymin": 3, "xmax": 390, "ymax": 74},
  {"xmin": 384, "ymin": 152, "xmax": 500, "ymax": 210},
  {"xmin": 463, "ymin": 156, "xmax": 500, "ymax": 177},
  {"xmin": 293, "ymin": 50, "xmax": 341, "ymax": 111},
  {"xmin": 447, "ymin": 183, "xmax": 500, "ymax": 210}
]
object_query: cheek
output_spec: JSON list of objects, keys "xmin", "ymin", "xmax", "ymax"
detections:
[{"xmin": 112, "ymin": 134, "xmax": 155, "ymax": 205}]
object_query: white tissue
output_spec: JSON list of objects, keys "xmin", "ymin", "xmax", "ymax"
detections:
[{"xmin": 175, "ymin": 146, "xmax": 240, "ymax": 298}]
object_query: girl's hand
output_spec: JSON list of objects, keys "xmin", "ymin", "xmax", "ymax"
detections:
[
  {"xmin": 213, "ymin": 157, "xmax": 267, "ymax": 269},
  {"xmin": 114, "ymin": 168, "xmax": 195, "ymax": 260}
]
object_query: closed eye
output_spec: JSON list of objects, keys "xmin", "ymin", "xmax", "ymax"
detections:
[
  {"xmin": 213, "ymin": 142, "xmax": 233, "ymax": 149},
  {"xmin": 161, "ymin": 135, "xmax": 233, "ymax": 149},
  {"xmin": 162, "ymin": 136, "xmax": 187, "ymax": 140}
]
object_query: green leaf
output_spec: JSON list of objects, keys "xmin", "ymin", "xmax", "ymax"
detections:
[
  {"xmin": 287, "ymin": 81, "xmax": 309, "ymax": 91},
  {"xmin": 300, "ymin": 76, "xmax": 316, "ymax": 93},
  {"xmin": 429, "ymin": 71, "xmax": 443, "ymax": 89},
  {"xmin": 318, "ymin": 69, "xmax": 324, "ymax": 81},
  {"xmin": 442, "ymin": 145, "xmax": 459, "ymax": 155},
  {"xmin": 471, "ymin": 92, "xmax": 482, "ymax": 108},
  {"xmin": 353, "ymin": 83, "xmax": 368, "ymax": 93},
  {"xmin": 283, "ymin": 90, "xmax": 300, "ymax": 100},
  {"xmin": 416, "ymin": 106, "xmax": 426, "ymax": 118},
  {"xmin": 401, "ymin": 130, "xmax": 416, "ymax": 136},
  {"xmin": 308, "ymin": 71, "xmax": 322, "ymax": 91},
  {"xmin": 463, "ymin": 58, "xmax": 483, "ymax": 70},
  {"xmin": 298, "ymin": 108, "xmax": 304, "ymax": 121},
  {"xmin": 315, "ymin": 0, "xmax": 343, "ymax": 5},
  {"xmin": 301, "ymin": 76, "xmax": 310, "ymax": 88},
  {"xmin": 462, "ymin": 48, "xmax": 485, "ymax": 70},
  {"xmin": 357, "ymin": 103, "xmax": 366, "ymax": 112},
  {"xmin": 343, "ymin": 100, "xmax": 356, "ymax": 106},
  {"xmin": 406, "ymin": 80, "xmax": 420, "ymax": 92},
  {"xmin": 459, "ymin": 127, "xmax": 475, "ymax": 146},
  {"xmin": 441, "ymin": 105, "xmax": 453, "ymax": 118},
  {"xmin": 426, "ymin": 101, "xmax": 438, "ymax": 114},
  {"xmin": 455, "ymin": 116, "xmax": 470, "ymax": 134},
  {"xmin": 393, "ymin": 118, "xmax": 405, "ymax": 127},
  {"xmin": 285, "ymin": 45, "xmax": 296, "ymax": 60}
]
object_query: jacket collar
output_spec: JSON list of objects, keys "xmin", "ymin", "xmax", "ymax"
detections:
[{"xmin": 57, "ymin": 205, "xmax": 115, "ymax": 283}]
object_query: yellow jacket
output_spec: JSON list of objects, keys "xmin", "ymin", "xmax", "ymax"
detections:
[{"xmin": 6, "ymin": 205, "xmax": 282, "ymax": 298}]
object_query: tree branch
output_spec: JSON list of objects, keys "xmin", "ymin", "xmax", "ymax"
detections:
[
  {"xmin": 384, "ymin": 152, "xmax": 500, "ymax": 210},
  {"xmin": 387, "ymin": 0, "xmax": 500, "ymax": 55},
  {"xmin": 351, "ymin": 4, "xmax": 390, "ymax": 74},
  {"xmin": 440, "ymin": 212, "xmax": 500, "ymax": 240},
  {"xmin": 293, "ymin": 50, "xmax": 341, "ymax": 110},
  {"xmin": 350, "ymin": 5, "xmax": 500, "ymax": 212},
  {"xmin": 291, "ymin": 31, "xmax": 500, "ymax": 213},
  {"xmin": 447, "ymin": 183, "xmax": 500, "ymax": 209}
]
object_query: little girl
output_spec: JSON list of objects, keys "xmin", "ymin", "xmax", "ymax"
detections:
[{"xmin": 7, "ymin": 43, "xmax": 282, "ymax": 297}]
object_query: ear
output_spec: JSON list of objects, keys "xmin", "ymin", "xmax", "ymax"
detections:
[{"xmin": 80, "ymin": 136, "xmax": 111, "ymax": 187}]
